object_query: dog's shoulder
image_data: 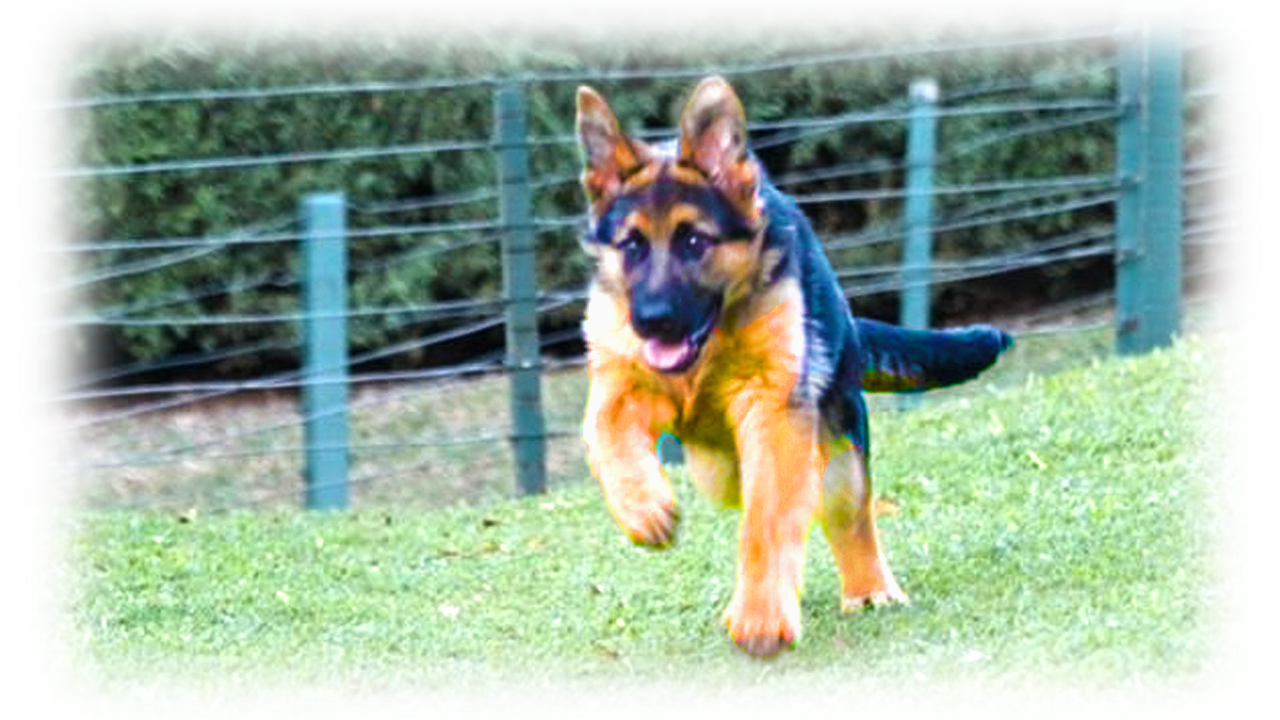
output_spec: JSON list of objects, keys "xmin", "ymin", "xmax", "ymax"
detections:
[{"xmin": 753, "ymin": 171, "xmax": 861, "ymax": 406}]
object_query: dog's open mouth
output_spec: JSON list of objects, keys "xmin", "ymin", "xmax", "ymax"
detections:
[
  {"xmin": 639, "ymin": 312, "xmax": 718, "ymax": 375},
  {"xmin": 642, "ymin": 337, "xmax": 698, "ymax": 374}
]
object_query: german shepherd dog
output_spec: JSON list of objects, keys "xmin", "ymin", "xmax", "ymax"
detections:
[{"xmin": 576, "ymin": 76, "xmax": 1012, "ymax": 658}]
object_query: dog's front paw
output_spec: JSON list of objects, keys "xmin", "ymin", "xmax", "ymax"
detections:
[
  {"xmin": 723, "ymin": 585, "xmax": 801, "ymax": 659},
  {"xmin": 609, "ymin": 490, "xmax": 680, "ymax": 549}
]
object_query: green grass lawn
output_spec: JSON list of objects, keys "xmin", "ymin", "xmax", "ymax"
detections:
[{"xmin": 66, "ymin": 333, "xmax": 1218, "ymax": 697}]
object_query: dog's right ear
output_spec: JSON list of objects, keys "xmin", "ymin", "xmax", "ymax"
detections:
[
  {"xmin": 678, "ymin": 76, "xmax": 761, "ymax": 226},
  {"xmin": 576, "ymin": 86, "xmax": 647, "ymax": 206}
]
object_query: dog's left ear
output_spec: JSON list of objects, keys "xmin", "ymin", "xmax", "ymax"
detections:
[{"xmin": 678, "ymin": 76, "xmax": 761, "ymax": 220}]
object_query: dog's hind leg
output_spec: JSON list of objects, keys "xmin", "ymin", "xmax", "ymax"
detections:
[
  {"xmin": 683, "ymin": 443, "xmax": 741, "ymax": 509},
  {"xmin": 819, "ymin": 440, "xmax": 908, "ymax": 610}
]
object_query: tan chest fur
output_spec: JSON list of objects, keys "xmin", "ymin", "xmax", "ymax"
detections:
[{"xmin": 583, "ymin": 277, "xmax": 809, "ymax": 507}]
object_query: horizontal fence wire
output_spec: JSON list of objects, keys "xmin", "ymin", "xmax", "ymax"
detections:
[
  {"xmin": 523, "ymin": 28, "xmax": 1121, "ymax": 85},
  {"xmin": 58, "ymin": 138, "xmax": 494, "ymax": 179},
  {"xmin": 75, "ymin": 329, "xmax": 601, "ymax": 477},
  {"xmin": 56, "ymin": 76, "xmax": 502, "ymax": 110},
  {"xmin": 67, "ymin": 291, "xmax": 586, "ymax": 415},
  {"xmin": 59, "ymin": 27, "xmax": 1118, "ymax": 111}
]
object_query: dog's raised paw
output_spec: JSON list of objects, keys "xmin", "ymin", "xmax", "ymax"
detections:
[{"xmin": 615, "ymin": 497, "xmax": 680, "ymax": 549}]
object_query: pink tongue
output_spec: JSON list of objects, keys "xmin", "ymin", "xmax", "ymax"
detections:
[{"xmin": 643, "ymin": 338, "xmax": 694, "ymax": 372}]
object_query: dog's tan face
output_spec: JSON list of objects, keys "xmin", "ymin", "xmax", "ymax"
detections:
[{"xmin": 576, "ymin": 77, "xmax": 768, "ymax": 374}]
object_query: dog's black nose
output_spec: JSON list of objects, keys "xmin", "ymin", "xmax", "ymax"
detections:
[{"xmin": 631, "ymin": 296, "xmax": 684, "ymax": 342}]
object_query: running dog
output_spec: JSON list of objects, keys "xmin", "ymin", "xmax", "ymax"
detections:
[{"xmin": 575, "ymin": 76, "xmax": 1012, "ymax": 658}]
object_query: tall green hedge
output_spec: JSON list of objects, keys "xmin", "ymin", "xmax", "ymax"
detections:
[{"xmin": 69, "ymin": 30, "xmax": 1132, "ymax": 381}]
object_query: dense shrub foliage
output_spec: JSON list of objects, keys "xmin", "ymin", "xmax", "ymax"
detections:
[{"xmin": 67, "ymin": 30, "xmax": 1181, "ymax": 380}]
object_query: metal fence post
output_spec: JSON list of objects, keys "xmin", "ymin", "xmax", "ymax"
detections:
[
  {"xmin": 901, "ymin": 79, "xmax": 939, "ymax": 335},
  {"xmin": 494, "ymin": 81, "xmax": 547, "ymax": 496},
  {"xmin": 1115, "ymin": 26, "xmax": 1183, "ymax": 356},
  {"xmin": 899, "ymin": 79, "xmax": 938, "ymax": 410},
  {"xmin": 301, "ymin": 192, "xmax": 350, "ymax": 510}
]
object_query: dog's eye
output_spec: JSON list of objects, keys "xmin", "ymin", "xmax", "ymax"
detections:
[
  {"xmin": 673, "ymin": 224, "xmax": 714, "ymax": 261},
  {"xmin": 617, "ymin": 230, "xmax": 649, "ymax": 264}
]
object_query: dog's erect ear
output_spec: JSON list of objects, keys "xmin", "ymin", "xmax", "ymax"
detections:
[
  {"xmin": 576, "ymin": 86, "xmax": 648, "ymax": 205},
  {"xmin": 678, "ymin": 76, "xmax": 760, "ymax": 221}
]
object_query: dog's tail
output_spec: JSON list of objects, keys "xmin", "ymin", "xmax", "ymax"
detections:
[{"xmin": 854, "ymin": 317, "xmax": 1013, "ymax": 393}]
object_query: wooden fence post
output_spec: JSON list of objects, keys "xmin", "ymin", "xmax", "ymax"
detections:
[
  {"xmin": 301, "ymin": 192, "xmax": 350, "ymax": 510},
  {"xmin": 1115, "ymin": 25, "xmax": 1184, "ymax": 355},
  {"xmin": 495, "ymin": 81, "xmax": 547, "ymax": 496}
]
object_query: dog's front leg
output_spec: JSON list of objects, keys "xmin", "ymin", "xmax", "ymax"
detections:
[
  {"xmin": 722, "ymin": 388, "xmax": 821, "ymax": 658},
  {"xmin": 583, "ymin": 372, "xmax": 680, "ymax": 548}
]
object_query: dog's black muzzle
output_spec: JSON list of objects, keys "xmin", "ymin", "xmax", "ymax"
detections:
[{"xmin": 629, "ymin": 283, "xmax": 720, "ymax": 374}]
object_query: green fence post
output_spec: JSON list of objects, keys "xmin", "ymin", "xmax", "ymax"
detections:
[
  {"xmin": 901, "ymin": 78, "xmax": 939, "ymax": 334},
  {"xmin": 899, "ymin": 79, "xmax": 938, "ymax": 410},
  {"xmin": 1115, "ymin": 26, "xmax": 1183, "ymax": 355},
  {"xmin": 495, "ymin": 81, "xmax": 547, "ymax": 496},
  {"xmin": 301, "ymin": 192, "xmax": 349, "ymax": 510}
]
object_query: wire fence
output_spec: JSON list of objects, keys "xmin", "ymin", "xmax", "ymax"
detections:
[{"xmin": 58, "ymin": 25, "xmax": 1225, "ymax": 512}]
